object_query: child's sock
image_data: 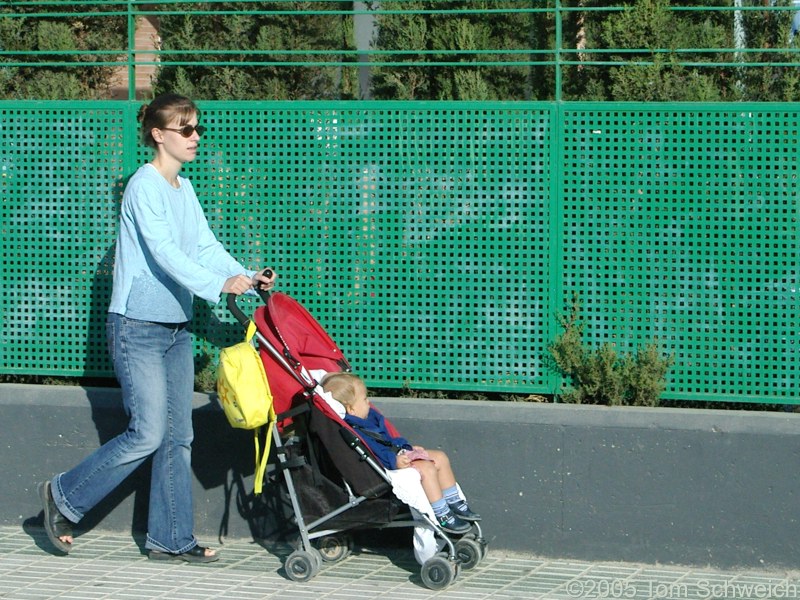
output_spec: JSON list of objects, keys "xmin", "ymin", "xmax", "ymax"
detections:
[
  {"xmin": 431, "ymin": 497, "xmax": 449, "ymax": 518},
  {"xmin": 443, "ymin": 483, "xmax": 481, "ymax": 521},
  {"xmin": 443, "ymin": 485, "xmax": 468, "ymax": 511}
]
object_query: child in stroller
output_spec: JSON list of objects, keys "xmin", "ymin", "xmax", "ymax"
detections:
[
  {"xmin": 226, "ymin": 289, "xmax": 487, "ymax": 588},
  {"xmin": 321, "ymin": 372, "xmax": 481, "ymax": 535}
]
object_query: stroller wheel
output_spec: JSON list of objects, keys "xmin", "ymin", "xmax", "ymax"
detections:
[
  {"xmin": 455, "ymin": 537, "xmax": 483, "ymax": 570},
  {"xmin": 284, "ymin": 549, "xmax": 321, "ymax": 583},
  {"xmin": 420, "ymin": 554, "xmax": 458, "ymax": 590},
  {"xmin": 314, "ymin": 534, "xmax": 352, "ymax": 563}
]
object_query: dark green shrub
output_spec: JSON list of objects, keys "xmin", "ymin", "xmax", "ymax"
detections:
[
  {"xmin": 194, "ymin": 349, "xmax": 218, "ymax": 393},
  {"xmin": 547, "ymin": 293, "xmax": 674, "ymax": 406}
]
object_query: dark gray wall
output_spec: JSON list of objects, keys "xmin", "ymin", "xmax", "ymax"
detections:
[{"xmin": 3, "ymin": 384, "xmax": 799, "ymax": 569}]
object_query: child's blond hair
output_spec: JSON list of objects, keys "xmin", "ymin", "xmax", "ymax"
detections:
[{"xmin": 321, "ymin": 372, "xmax": 364, "ymax": 408}]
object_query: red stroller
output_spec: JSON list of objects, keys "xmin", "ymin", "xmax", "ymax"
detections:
[{"xmin": 226, "ymin": 289, "xmax": 487, "ymax": 590}]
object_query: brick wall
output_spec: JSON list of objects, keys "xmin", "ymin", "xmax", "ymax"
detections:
[{"xmin": 109, "ymin": 15, "xmax": 159, "ymax": 100}]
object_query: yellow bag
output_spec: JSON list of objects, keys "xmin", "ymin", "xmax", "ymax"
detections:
[{"xmin": 217, "ymin": 320, "xmax": 276, "ymax": 494}]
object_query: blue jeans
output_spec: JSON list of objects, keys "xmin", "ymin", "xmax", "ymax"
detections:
[{"xmin": 51, "ymin": 313, "xmax": 197, "ymax": 554}]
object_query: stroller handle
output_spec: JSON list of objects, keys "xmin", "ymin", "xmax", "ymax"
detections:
[{"xmin": 225, "ymin": 268, "xmax": 274, "ymax": 329}]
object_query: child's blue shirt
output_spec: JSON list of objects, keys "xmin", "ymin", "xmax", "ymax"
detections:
[{"xmin": 344, "ymin": 407, "xmax": 412, "ymax": 470}]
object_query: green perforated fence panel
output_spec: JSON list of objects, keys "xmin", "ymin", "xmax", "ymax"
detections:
[
  {"xmin": 186, "ymin": 102, "xmax": 553, "ymax": 393},
  {"xmin": 560, "ymin": 104, "xmax": 800, "ymax": 403},
  {"xmin": 1, "ymin": 101, "xmax": 799, "ymax": 403},
  {"xmin": 1, "ymin": 103, "xmax": 130, "ymax": 375},
  {"xmin": 0, "ymin": 101, "xmax": 553, "ymax": 394}
]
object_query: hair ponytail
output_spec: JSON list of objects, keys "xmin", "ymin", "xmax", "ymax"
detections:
[{"xmin": 137, "ymin": 103, "xmax": 149, "ymax": 125}]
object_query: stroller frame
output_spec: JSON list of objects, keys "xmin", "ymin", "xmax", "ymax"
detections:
[{"xmin": 226, "ymin": 292, "xmax": 487, "ymax": 590}]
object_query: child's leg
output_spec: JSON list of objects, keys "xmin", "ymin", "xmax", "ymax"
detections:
[
  {"xmin": 411, "ymin": 458, "xmax": 471, "ymax": 534},
  {"xmin": 424, "ymin": 449, "xmax": 457, "ymax": 491},
  {"xmin": 413, "ymin": 449, "xmax": 463, "ymax": 504},
  {"xmin": 410, "ymin": 459, "xmax": 443, "ymax": 503},
  {"xmin": 426, "ymin": 449, "xmax": 481, "ymax": 521}
]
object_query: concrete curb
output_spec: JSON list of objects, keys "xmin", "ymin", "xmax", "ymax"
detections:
[{"xmin": 3, "ymin": 384, "xmax": 799, "ymax": 570}]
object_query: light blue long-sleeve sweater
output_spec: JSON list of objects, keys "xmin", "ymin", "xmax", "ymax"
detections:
[{"xmin": 108, "ymin": 164, "xmax": 254, "ymax": 322}]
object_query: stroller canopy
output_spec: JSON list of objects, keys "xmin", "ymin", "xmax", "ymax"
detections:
[{"xmin": 254, "ymin": 292, "xmax": 351, "ymax": 414}]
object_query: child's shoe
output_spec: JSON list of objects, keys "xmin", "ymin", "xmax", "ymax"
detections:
[
  {"xmin": 448, "ymin": 502, "xmax": 481, "ymax": 522},
  {"xmin": 437, "ymin": 508, "xmax": 472, "ymax": 535}
]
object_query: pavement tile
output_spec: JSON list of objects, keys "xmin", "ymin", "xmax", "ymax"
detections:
[{"xmin": 2, "ymin": 525, "xmax": 800, "ymax": 600}]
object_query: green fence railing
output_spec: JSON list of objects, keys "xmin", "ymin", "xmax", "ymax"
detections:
[{"xmin": 1, "ymin": 100, "xmax": 798, "ymax": 404}]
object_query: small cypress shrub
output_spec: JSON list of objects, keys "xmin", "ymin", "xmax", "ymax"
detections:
[{"xmin": 547, "ymin": 293, "xmax": 674, "ymax": 406}]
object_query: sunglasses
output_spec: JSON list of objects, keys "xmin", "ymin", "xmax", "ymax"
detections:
[{"xmin": 161, "ymin": 124, "xmax": 206, "ymax": 138}]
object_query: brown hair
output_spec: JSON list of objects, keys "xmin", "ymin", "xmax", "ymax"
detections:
[
  {"xmin": 321, "ymin": 372, "xmax": 364, "ymax": 407},
  {"xmin": 137, "ymin": 93, "xmax": 200, "ymax": 148}
]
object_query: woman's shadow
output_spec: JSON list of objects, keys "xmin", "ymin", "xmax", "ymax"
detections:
[
  {"xmin": 187, "ymin": 295, "xmax": 296, "ymax": 547},
  {"xmin": 24, "ymin": 261, "xmax": 155, "ymax": 554}
]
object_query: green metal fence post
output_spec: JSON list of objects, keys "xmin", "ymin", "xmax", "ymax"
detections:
[
  {"xmin": 127, "ymin": 0, "xmax": 136, "ymax": 101},
  {"xmin": 555, "ymin": 0, "xmax": 562, "ymax": 102}
]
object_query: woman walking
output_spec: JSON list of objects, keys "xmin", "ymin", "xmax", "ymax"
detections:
[{"xmin": 39, "ymin": 93, "xmax": 276, "ymax": 563}]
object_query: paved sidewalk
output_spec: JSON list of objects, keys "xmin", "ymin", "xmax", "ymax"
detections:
[{"xmin": 1, "ymin": 525, "xmax": 798, "ymax": 600}]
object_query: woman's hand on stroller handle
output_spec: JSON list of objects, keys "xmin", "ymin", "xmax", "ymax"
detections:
[
  {"xmin": 225, "ymin": 268, "xmax": 276, "ymax": 328},
  {"xmin": 222, "ymin": 268, "xmax": 276, "ymax": 296},
  {"xmin": 222, "ymin": 274, "xmax": 254, "ymax": 295},
  {"xmin": 253, "ymin": 268, "xmax": 276, "ymax": 291}
]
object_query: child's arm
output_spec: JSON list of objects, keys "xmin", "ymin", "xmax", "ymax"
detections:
[{"xmin": 395, "ymin": 453, "xmax": 412, "ymax": 469}]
